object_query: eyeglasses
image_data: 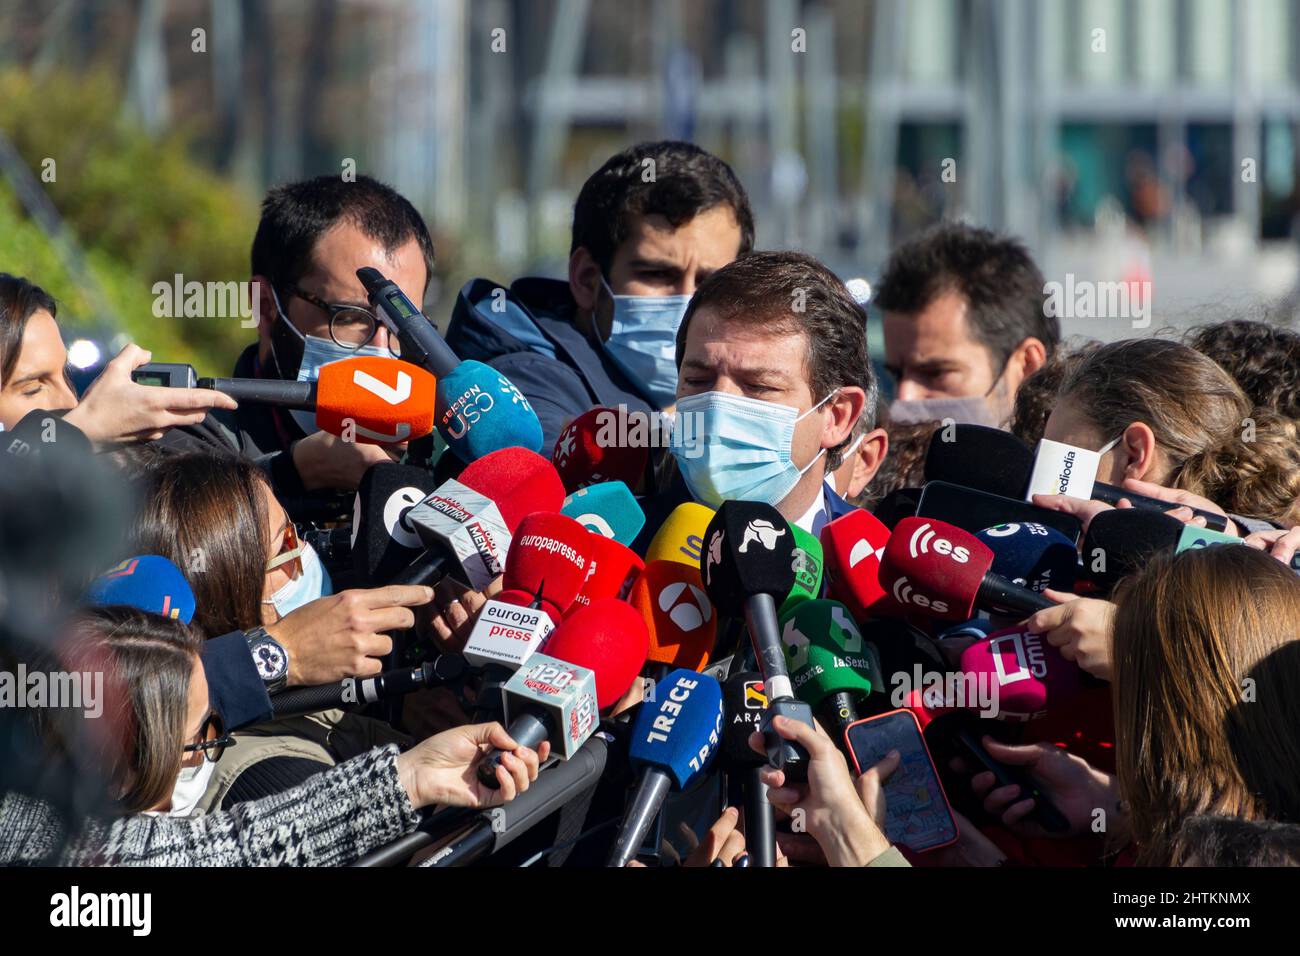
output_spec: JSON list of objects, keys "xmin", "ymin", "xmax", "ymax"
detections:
[
  {"xmin": 285, "ymin": 286, "xmax": 401, "ymax": 357},
  {"xmin": 265, "ymin": 520, "xmax": 304, "ymax": 581},
  {"xmin": 183, "ymin": 711, "xmax": 235, "ymax": 763}
]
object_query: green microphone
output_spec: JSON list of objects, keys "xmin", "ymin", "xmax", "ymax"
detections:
[
  {"xmin": 777, "ymin": 598, "xmax": 877, "ymax": 748},
  {"xmin": 778, "ymin": 524, "xmax": 825, "ymax": 618}
]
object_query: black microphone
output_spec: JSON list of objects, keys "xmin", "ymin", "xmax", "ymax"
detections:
[
  {"xmin": 423, "ymin": 736, "xmax": 609, "ymax": 867},
  {"xmin": 2, "ymin": 408, "xmax": 92, "ymax": 460},
  {"xmin": 720, "ymin": 671, "xmax": 776, "ymax": 868},
  {"xmin": 700, "ymin": 501, "xmax": 814, "ymax": 781},
  {"xmin": 269, "ymin": 654, "xmax": 467, "ymax": 718},
  {"xmin": 196, "ymin": 377, "xmax": 316, "ymax": 410},
  {"xmin": 356, "ymin": 266, "xmax": 461, "ymax": 378},
  {"xmin": 350, "ymin": 463, "xmax": 442, "ymax": 587}
]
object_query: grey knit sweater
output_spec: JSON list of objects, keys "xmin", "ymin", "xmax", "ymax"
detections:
[{"xmin": 0, "ymin": 744, "xmax": 420, "ymax": 866}]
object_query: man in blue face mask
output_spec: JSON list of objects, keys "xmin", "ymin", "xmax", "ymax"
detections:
[
  {"xmin": 629, "ymin": 251, "xmax": 887, "ymax": 550},
  {"xmin": 445, "ymin": 141, "xmax": 754, "ymax": 456}
]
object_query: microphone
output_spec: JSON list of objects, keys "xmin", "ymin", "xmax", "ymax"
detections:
[
  {"xmin": 2, "ymin": 408, "xmax": 91, "ymax": 460},
  {"xmin": 821, "ymin": 508, "xmax": 895, "ymax": 622},
  {"xmin": 561, "ymin": 481, "xmax": 646, "ymax": 547},
  {"xmin": 435, "ymin": 359, "xmax": 544, "ymax": 461},
  {"xmin": 1078, "ymin": 508, "xmax": 1183, "ymax": 595},
  {"xmin": 778, "ymin": 599, "xmax": 878, "ymax": 747},
  {"xmin": 202, "ymin": 355, "xmax": 437, "ymax": 444},
  {"xmin": 422, "ymin": 736, "xmax": 609, "ymax": 867},
  {"xmin": 82, "ymin": 555, "xmax": 196, "ymax": 623},
  {"xmin": 350, "ymin": 463, "xmax": 441, "ymax": 587},
  {"xmin": 629, "ymin": 560, "xmax": 716, "ymax": 675},
  {"xmin": 551, "ymin": 406, "xmax": 651, "ymax": 494},
  {"xmin": 269, "ymin": 653, "xmax": 468, "ymax": 719},
  {"xmin": 644, "ymin": 502, "xmax": 715, "ymax": 567},
  {"xmin": 700, "ymin": 502, "xmax": 814, "ymax": 780},
  {"xmin": 974, "ymin": 522, "xmax": 1079, "ymax": 596},
  {"xmin": 779, "ymin": 525, "xmax": 825, "ymax": 617},
  {"xmin": 606, "ymin": 669, "xmax": 724, "ymax": 867},
  {"xmin": 959, "ymin": 625, "xmax": 1082, "ymax": 723},
  {"xmin": 878, "ymin": 517, "xmax": 1055, "ymax": 622},
  {"xmin": 356, "ymin": 266, "xmax": 461, "ymax": 379},
  {"xmin": 872, "ymin": 487, "xmax": 921, "ymax": 530},
  {"xmin": 719, "ymin": 672, "xmax": 775, "ymax": 867},
  {"xmin": 476, "ymin": 597, "xmax": 647, "ymax": 787},
  {"xmin": 399, "ymin": 447, "xmax": 565, "ymax": 590},
  {"xmin": 566, "ymin": 533, "xmax": 644, "ymax": 613}
]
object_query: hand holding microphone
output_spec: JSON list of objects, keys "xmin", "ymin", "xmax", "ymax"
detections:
[{"xmin": 395, "ymin": 721, "xmax": 549, "ymax": 811}]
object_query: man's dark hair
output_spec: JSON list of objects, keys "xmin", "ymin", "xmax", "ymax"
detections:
[
  {"xmin": 873, "ymin": 222, "xmax": 1057, "ymax": 370},
  {"xmin": 250, "ymin": 175, "xmax": 435, "ymax": 298},
  {"xmin": 0, "ymin": 274, "xmax": 57, "ymax": 386},
  {"xmin": 571, "ymin": 141, "xmax": 755, "ymax": 275},
  {"xmin": 675, "ymin": 251, "xmax": 875, "ymax": 469},
  {"xmin": 1171, "ymin": 814, "xmax": 1300, "ymax": 867},
  {"xmin": 1185, "ymin": 319, "xmax": 1300, "ymax": 421}
]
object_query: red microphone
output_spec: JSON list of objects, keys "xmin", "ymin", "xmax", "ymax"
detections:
[
  {"xmin": 878, "ymin": 517, "xmax": 1054, "ymax": 623},
  {"xmin": 820, "ymin": 509, "xmax": 895, "ymax": 621},
  {"xmin": 551, "ymin": 406, "xmax": 651, "ymax": 494},
  {"xmin": 542, "ymin": 597, "xmax": 649, "ymax": 709},
  {"xmin": 628, "ymin": 560, "xmax": 716, "ymax": 674},
  {"xmin": 460, "ymin": 447, "xmax": 566, "ymax": 533},
  {"xmin": 504, "ymin": 512, "xmax": 592, "ymax": 620},
  {"xmin": 567, "ymin": 533, "xmax": 644, "ymax": 615}
]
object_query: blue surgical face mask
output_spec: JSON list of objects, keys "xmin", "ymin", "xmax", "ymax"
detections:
[
  {"xmin": 271, "ymin": 288, "xmax": 390, "ymax": 434},
  {"xmin": 598, "ymin": 278, "xmax": 690, "ymax": 408},
  {"xmin": 262, "ymin": 541, "xmax": 332, "ymax": 620},
  {"xmin": 668, "ymin": 390, "xmax": 835, "ymax": 508}
]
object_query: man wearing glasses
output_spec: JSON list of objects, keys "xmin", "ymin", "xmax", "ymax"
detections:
[{"xmin": 175, "ymin": 174, "xmax": 436, "ymax": 520}]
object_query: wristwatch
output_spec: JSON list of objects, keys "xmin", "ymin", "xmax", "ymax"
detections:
[{"xmin": 245, "ymin": 626, "xmax": 289, "ymax": 694}]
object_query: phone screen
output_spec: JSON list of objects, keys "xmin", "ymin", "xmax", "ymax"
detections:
[
  {"xmin": 917, "ymin": 480, "xmax": 1081, "ymax": 543},
  {"xmin": 845, "ymin": 710, "xmax": 958, "ymax": 852}
]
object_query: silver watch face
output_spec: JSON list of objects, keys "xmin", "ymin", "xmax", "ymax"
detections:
[{"xmin": 251, "ymin": 639, "xmax": 287, "ymax": 681}]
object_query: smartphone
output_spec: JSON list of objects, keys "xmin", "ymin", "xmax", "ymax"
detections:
[
  {"xmin": 844, "ymin": 709, "xmax": 959, "ymax": 852},
  {"xmin": 131, "ymin": 362, "xmax": 197, "ymax": 389},
  {"xmin": 917, "ymin": 480, "xmax": 1081, "ymax": 543}
]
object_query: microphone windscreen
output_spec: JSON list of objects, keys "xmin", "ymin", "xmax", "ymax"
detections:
[
  {"xmin": 560, "ymin": 481, "xmax": 646, "ymax": 547},
  {"xmin": 543, "ymin": 597, "xmax": 648, "ymax": 709},
  {"xmin": 720, "ymin": 671, "xmax": 768, "ymax": 768},
  {"xmin": 976, "ymin": 522, "xmax": 1079, "ymax": 595},
  {"xmin": 959, "ymin": 625, "xmax": 1082, "ymax": 721},
  {"xmin": 644, "ymin": 502, "xmax": 715, "ymax": 567},
  {"xmin": 778, "ymin": 599, "xmax": 876, "ymax": 707},
  {"xmin": 458, "ymin": 447, "xmax": 565, "ymax": 532},
  {"xmin": 568, "ymin": 534, "xmax": 644, "ymax": 614},
  {"xmin": 872, "ymin": 487, "xmax": 920, "ymax": 530},
  {"xmin": 779, "ymin": 525, "xmax": 824, "ymax": 617},
  {"xmin": 551, "ymin": 406, "xmax": 650, "ymax": 494},
  {"xmin": 1079, "ymin": 507, "xmax": 1182, "ymax": 595},
  {"xmin": 628, "ymin": 560, "xmax": 716, "ymax": 671},
  {"xmin": 700, "ymin": 502, "xmax": 797, "ymax": 617},
  {"xmin": 924, "ymin": 424, "xmax": 1033, "ymax": 498},
  {"xmin": 351, "ymin": 463, "xmax": 441, "ymax": 585},
  {"xmin": 316, "ymin": 356, "xmax": 436, "ymax": 444},
  {"xmin": 504, "ymin": 512, "xmax": 593, "ymax": 615},
  {"xmin": 83, "ymin": 556, "xmax": 195, "ymax": 623},
  {"xmin": 821, "ymin": 508, "xmax": 894, "ymax": 621},
  {"xmin": 435, "ymin": 360, "xmax": 544, "ymax": 462},
  {"xmin": 627, "ymin": 668, "xmax": 724, "ymax": 787},
  {"xmin": 878, "ymin": 517, "xmax": 993, "ymax": 622}
]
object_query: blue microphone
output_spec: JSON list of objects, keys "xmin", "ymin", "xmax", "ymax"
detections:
[
  {"xmin": 607, "ymin": 668, "xmax": 724, "ymax": 867},
  {"xmin": 83, "ymin": 555, "xmax": 196, "ymax": 623},
  {"xmin": 976, "ymin": 522, "xmax": 1079, "ymax": 595},
  {"xmin": 435, "ymin": 360, "xmax": 544, "ymax": 462},
  {"xmin": 561, "ymin": 481, "xmax": 646, "ymax": 547}
]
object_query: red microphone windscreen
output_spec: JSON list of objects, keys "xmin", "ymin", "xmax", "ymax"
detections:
[
  {"xmin": 543, "ymin": 597, "xmax": 648, "ymax": 709},
  {"xmin": 628, "ymin": 560, "xmax": 716, "ymax": 671},
  {"xmin": 317, "ymin": 356, "xmax": 436, "ymax": 444},
  {"xmin": 551, "ymin": 406, "xmax": 650, "ymax": 494},
  {"xmin": 458, "ymin": 447, "xmax": 565, "ymax": 532},
  {"xmin": 504, "ymin": 512, "xmax": 592, "ymax": 615},
  {"xmin": 821, "ymin": 509, "xmax": 895, "ymax": 620},
  {"xmin": 960, "ymin": 625, "xmax": 1082, "ymax": 722},
  {"xmin": 878, "ymin": 517, "xmax": 993, "ymax": 622},
  {"xmin": 567, "ymin": 533, "xmax": 644, "ymax": 614}
]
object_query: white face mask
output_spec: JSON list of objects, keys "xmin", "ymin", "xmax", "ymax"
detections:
[
  {"xmin": 262, "ymin": 541, "xmax": 332, "ymax": 620},
  {"xmin": 165, "ymin": 757, "xmax": 217, "ymax": 817}
]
